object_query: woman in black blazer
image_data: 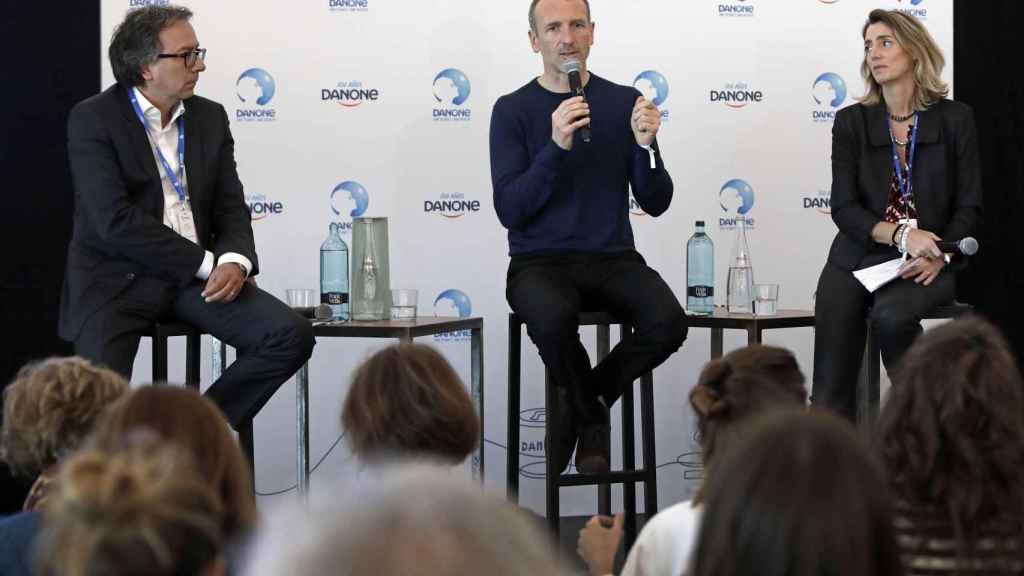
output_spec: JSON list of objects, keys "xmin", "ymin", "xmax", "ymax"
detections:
[{"xmin": 813, "ymin": 9, "xmax": 981, "ymax": 421}]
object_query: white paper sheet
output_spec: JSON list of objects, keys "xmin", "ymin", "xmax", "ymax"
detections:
[{"xmin": 852, "ymin": 257, "xmax": 906, "ymax": 293}]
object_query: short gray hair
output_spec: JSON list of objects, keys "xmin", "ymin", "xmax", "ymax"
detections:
[
  {"xmin": 245, "ymin": 463, "xmax": 562, "ymax": 576},
  {"xmin": 529, "ymin": 0, "xmax": 591, "ymax": 32},
  {"xmin": 108, "ymin": 4, "xmax": 193, "ymax": 88}
]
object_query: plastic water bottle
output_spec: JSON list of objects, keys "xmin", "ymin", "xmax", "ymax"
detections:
[
  {"xmin": 727, "ymin": 219, "xmax": 755, "ymax": 314},
  {"xmin": 320, "ymin": 222, "xmax": 349, "ymax": 320},
  {"xmin": 686, "ymin": 220, "xmax": 714, "ymax": 315}
]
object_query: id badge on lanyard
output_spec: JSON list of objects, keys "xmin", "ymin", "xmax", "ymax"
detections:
[
  {"xmin": 173, "ymin": 200, "xmax": 199, "ymax": 243},
  {"xmin": 890, "ymin": 118, "xmax": 919, "ymax": 217},
  {"xmin": 127, "ymin": 89, "xmax": 199, "ymax": 244}
]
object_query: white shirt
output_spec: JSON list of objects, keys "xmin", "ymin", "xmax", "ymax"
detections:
[
  {"xmin": 132, "ymin": 88, "xmax": 251, "ymax": 280},
  {"xmin": 619, "ymin": 500, "xmax": 702, "ymax": 576}
]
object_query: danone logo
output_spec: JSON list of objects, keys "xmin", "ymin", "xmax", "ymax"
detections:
[
  {"xmin": 803, "ymin": 189, "xmax": 832, "ymax": 214},
  {"xmin": 895, "ymin": 0, "xmax": 927, "ymax": 19},
  {"xmin": 433, "ymin": 68, "xmax": 472, "ymax": 122},
  {"xmin": 330, "ymin": 180, "xmax": 369, "ymax": 232},
  {"xmin": 811, "ymin": 72, "xmax": 847, "ymax": 123},
  {"xmin": 322, "ymin": 81, "xmax": 380, "ymax": 108},
  {"xmin": 245, "ymin": 194, "xmax": 283, "ymax": 221},
  {"xmin": 424, "ymin": 193, "xmax": 481, "ymax": 218},
  {"xmin": 710, "ymin": 82, "xmax": 763, "ymax": 109},
  {"xmin": 717, "ymin": 0, "xmax": 754, "ymax": 17},
  {"xmin": 329, "ymin": 0, "xmax": 368, "ymax": 12},
  {"xmin": 235, "ymin": 68, "xmax": 277, "ymax": 122},
  {"xmin": 433, "ymin": 289, "xmax": 472, "ymax": 342},
  {"xmin": 719, "ymin": 179, "xmax": 756, "ymax": 229},
  {"xmin": 633, "ymin": 70, "xmax": 670, "ymax": 120}
]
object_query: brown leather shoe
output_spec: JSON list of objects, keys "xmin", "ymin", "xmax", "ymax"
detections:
[{"xmin": 575, "ymin": 425, "xmax": 610, "ymax": 474}]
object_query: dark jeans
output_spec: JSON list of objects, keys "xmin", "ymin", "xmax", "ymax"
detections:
[
  {"xmin": 812, "ymin": 259, "xmax": 955, "ymax": 421},
  {"xmin": 75, "ymin": 276, "xmax": 315, "ymax": 428},
  {"xmin": 507, "ymin": 251, "xmax": 688, "ymax": 429}
]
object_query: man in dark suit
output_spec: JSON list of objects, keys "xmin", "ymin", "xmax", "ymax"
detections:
[{"xmin": 61, "ymin": 4, "xmax": 314, "ymax": 429}]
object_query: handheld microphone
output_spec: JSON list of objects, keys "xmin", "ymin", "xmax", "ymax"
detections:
[
  {"xmin": 935, "ymin": 237, "xmax": 979, "ymax": 256},
  {"xmin": 562, "ymin": 59, "xmax": 591, "ymax": 143}
]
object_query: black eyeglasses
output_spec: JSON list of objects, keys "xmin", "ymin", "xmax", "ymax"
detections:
[{"xmin": 156, "ymin": 48, "xmax": 207, "ymax": 68}]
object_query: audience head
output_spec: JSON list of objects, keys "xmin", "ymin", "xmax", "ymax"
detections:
[
  {"xmin": 36, "ymin": 435, "xmax": 224, "ymax": 576},
  {"xmin": 691, "ymin": 409, "xmax": 903, "ymax": 576},
  {"xmin": 689, "ymin": 345, "xmax": 807, "ymax": 471},
  {"xmin": 91, "ymin": 386, "xmax": 256, "ymax": 538},
  {"xmin": 1, "ymin": 356, "xmax": 128, "ymax": 479},
  {"xmin": 878, "ymin": 315, "xmax": 1024, "ymax": 531},
  {"xmin": 246, "ymin": 464, "xmax": 560, "ymax": 576},
  {"xmin": 341, "ymin": 343, "xmax": 479, "ymax": 464}
]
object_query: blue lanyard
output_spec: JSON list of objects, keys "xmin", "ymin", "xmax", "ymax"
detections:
[
  {"xmin": 127, "ymin": 89, "xmax": 187, "ymax": 203},
  {"xmin": 888, "ymin": 116, "xmax": 919, "ymax": 206}
]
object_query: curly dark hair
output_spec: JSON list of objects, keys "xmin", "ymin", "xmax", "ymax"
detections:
[
  {"xmin": 876, "ymin": 315, "xmax": 1024, "ymax": 541},
  {"xmin": 109, "ymin": 4, "xmax": 193, "ymax": 88}
]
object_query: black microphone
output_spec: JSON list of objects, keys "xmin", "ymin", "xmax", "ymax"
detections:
[
  {"xmin": 935, "ymin": 237, "xmax": 979, "ymax": 256},
  {"xmin": 562, "ymin": 59, "xmax": 591, "ymax": 143}
]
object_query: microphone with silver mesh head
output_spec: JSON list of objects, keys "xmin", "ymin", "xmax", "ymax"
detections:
[
  {"xmin": 562, "ymin": 58, "xmax": 591, "ymax": 143},
  {"xmin": 935, "ymin": 237, "xmax": 979, "ymax": 256}
]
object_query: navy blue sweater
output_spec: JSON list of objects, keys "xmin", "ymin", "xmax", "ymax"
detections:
[{"xmin": 489, "ymin": 74, "xmax": 673, "ymax": 256}]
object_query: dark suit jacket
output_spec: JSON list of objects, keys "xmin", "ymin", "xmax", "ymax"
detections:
[
  {"xmin": 60, "ymin": 85, "xmax": 258, "ymax": 341},
  {"xmin": 827, "ymin": 99, "xmax": 982, "ymax": 271}
]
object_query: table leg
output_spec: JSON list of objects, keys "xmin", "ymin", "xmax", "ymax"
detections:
[
  {"xmin": 710, "ymin": 328, "xmax": 724, "ymax": 358},
  {"xmin": 296, "ymin": 363, "xmax": 310, "ymax": 499},
  {"xmin": 747, "ymin": 326, "xmax": 762, "ymax": 345},
  {"xmin": 471, "ymin": 325, "xmax": 485, "ymax": 483}
]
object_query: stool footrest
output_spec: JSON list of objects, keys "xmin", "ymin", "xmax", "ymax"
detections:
[{"xmin": 558, "ymin": 469, "xmax": 652, "ymax": 487}]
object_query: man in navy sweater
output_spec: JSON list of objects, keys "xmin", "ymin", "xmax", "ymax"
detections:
[{"xmin": 490, "ymin": 0, "xmax": 688, "ymax": 474}]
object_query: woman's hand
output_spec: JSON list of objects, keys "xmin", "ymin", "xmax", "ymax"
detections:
[
  {"xmin": 905, "ymin": 228, "xmax": 943, "ymax": 259},
  {"xmin": 899, "ymin": 256, "xmax": 946, "ymax": 285}
]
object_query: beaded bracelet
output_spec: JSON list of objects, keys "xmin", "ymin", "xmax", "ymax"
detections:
[{"xmin": 890, "ymin": 224, "xmax": 905, "ymax": 247}]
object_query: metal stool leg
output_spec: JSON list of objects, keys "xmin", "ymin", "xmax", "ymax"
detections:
[
  {"xmin": 544, "ymin": 370, "xmax": 560, "ymax": 535},
  {"xmin": 185, "ymin": 332, "xmax": 201, "ymax": 387},
  {"xmin": 640, "ymin": 370, "xmax": 658, "ymax": 519},
  {"xmin": 508, "ymin": 314, "xmax": 522, "ymax": 502},
  {"xmin": 239, "ymin": 418, "xmax": 255, "ymax": 493},
  {"xmin": 153, "ymin": 328, "xmax": 169, "ymax": 382},
  {"xmin": 597, "ymin": 323, "xmax": 612, "ymax": 517},
  {"xmin": 620, "ymin": 325, "xmax": 638, "ymax": 548}
]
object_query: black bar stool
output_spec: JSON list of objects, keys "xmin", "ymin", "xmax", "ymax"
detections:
[
  {"xmin": 856, "ymin": 302, "xmax": 974, "ymax": 426},
  {"xmin": 146, "ymin": 322, "xmax": 254, "ymax": 472},
  {"xmin": 507, "ymin": 311, "xmax": 657, "ymax": 551}
]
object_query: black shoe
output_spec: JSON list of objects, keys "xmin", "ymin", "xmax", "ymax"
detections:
[
  {"xmin": 575, "ymin": 424, "xmax": 611, "ymax": 474},
  {"xmin": 545, "ymin": 387, "xmax": 577, "ymax": 475}
]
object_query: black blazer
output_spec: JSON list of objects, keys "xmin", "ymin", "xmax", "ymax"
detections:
[
  {"xmin": 827, "ymin": 99, "xmax": 982, "ymax": 271},
  {"xmin": 59, "ymin": 85, "xmax": 258, "ymax": 340}
]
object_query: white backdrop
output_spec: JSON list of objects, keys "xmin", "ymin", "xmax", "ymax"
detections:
[{"xmin": 100, "ymin": 0, "xmax": 952, "ymax": 515}]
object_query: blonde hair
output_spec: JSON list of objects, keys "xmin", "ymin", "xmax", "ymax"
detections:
[
  {"xmin": 860, "ymin": 9, "xmax": 948, "ymax": 110},
  {"xmin": 1, "ymin": 356, "xmax": 128, "ymax": 478},
  {"xmin": 35, "ymin": 437, "xmax": 223, "ymax": 576}
]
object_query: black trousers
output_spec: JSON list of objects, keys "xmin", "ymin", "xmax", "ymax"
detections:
[
  {"xmin": 812, "ymin": 258, "xmax": 955, "ymax": 421},
  {"xmin": 507, "ymin": 251, "xmax": 688, "ymax": 429},
  {"xmin": 75, "ymin": 276, "xmax": 315, "ymax": 428}
]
